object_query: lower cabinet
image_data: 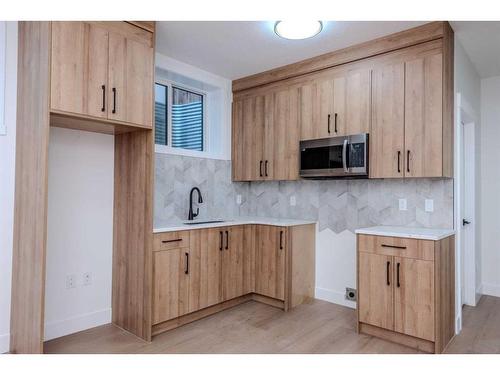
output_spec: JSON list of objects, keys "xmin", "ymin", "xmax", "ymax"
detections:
[
  {"xmin": 255, "ymin": 225, "xmax": 286, "ymax": 300},
  {"xmin": 358, "ymin": 252, "xmax": 394, "ymax": 331},
  {"xmin": 152, "ymin": 223, "xmax": 315, "ymax": 333},
  {"xmin": 221, "ymin": 225, "xmax": 255, "ymax": 300},
  {"xmin": 152, "ymin": 247, "xmax": 189, "ymax": 324},
  {"xmin": 357, "ymin": 234, "xmax": 454, "ymax": 353}
]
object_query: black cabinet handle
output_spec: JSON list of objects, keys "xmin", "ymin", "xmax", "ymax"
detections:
[
  {"xmin": 264, "ymin": 160, "xmax": 268, "ymax": 177},
  {"xmin": 225, "ymin": 230, "xmax": 229, "ymax": 250},
  {"xmin": 219, "ymin": 231, "xmax": 223, "ymax": 251},
  {"xmin": 259, "ymin": 160, "xmax": 263, "ymax": 177},
  {"xmin": 381, "ymin": 244, "xmax": 407, "ymax": 250},
  {"xmin": 386, "ymin": 261, "xmax": 391, "ymax": 286},
  {"xmin": 112, "ymin": 87, "xmax": 116, "ymax": 114},
  {"xmin": 397, "ymin": 151, "xmax": 401, "ymax": 173},
  {"xmin": 185, "ymin": 252, "xmax": 189, "ymax": 275},
  {"xmin": 397, "ymin": 262, "xmax": 401, "ymax": 288},
  {"xmin": 407, "ymin": 150, "xmax": 410, "ymax": 173},
  {"xmin": 334, "ymin": 113, "xmax": 338, "ymax": 133},
  {"xmin": 327, "ymin": 114, "xmax": 331, "ymax": 133},
  {"xmin": 161, "ymin": 238, "xmax": 182, "ymax": 244},
  {"xmin": 101, "ymin": 85, "xmax": 106, "ymax": 112},
  {"xmin": 279, "ymin": 230, "xmax": 283, "ymax": 250}
]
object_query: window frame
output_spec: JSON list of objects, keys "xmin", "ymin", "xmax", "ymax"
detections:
[{"xmin": 154, "ymin": 77, "xmax": 208, "ymax": 156}]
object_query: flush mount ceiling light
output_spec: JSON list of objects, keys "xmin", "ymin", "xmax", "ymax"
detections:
[{"xmin": 274, "ymin": 21, "xmax": 323, "ymax": 40}]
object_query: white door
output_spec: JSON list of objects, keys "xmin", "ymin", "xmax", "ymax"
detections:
[{"xmin": 461, "ymin": 119, "xmax": 477, "ymax": 307}]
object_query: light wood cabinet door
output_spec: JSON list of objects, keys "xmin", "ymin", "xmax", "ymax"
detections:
[
  {"xmin": 394, "ymin": 257, "xmax": 435, "ymax": 341},
  {"xmin": 255, "ymin": 226, "xmax": 286, "ymax": 300},
  {"xmin": 344, "ymin": 68, "xmax": 371, "ymax": 135},
  {"xmin": 300, "ymin": 79, "xmax": 332, "ymax": 140},
  {"xmin": 404, "ymin": 52, "xmax": 443, "ymax": 178},
  {"xmin": 152, "ymin": 248, "xmax": 189, "ymax": 324},
  {"xmin": 272, "ymin": 87, "xmax": 300, "ymax": 180},
  {"xmin": 108, "ymin": 31, "xmax": 153, "ymax": 127},
  {"xmin": 50, "ymin": 22, "xmax": 109, "ymax": 118},
  {"xmin": 232, "ymin": 96, "xmax": 265, "ymax": 181},
  {"xmin": 187, "ymin": 229, "xmax": 222, "ymax": 312},
  {"xmin": 222, "ymin": 226, "xmax": 245, "ymax": 301},
  {"xmin": 358, "ymin": 252, "xmax": 394, "ymax": 330},
  {"xmin": 262, "ymin": 93, "xmax": 274, "ymax": 180},
  {"xmin": 370, "ymin": 62, "xmax": 405, "ymax": 178}
]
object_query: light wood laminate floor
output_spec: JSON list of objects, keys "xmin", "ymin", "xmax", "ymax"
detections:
[{"xmin": 44, "ymin": 296, "xmax": 500, "ymax": 354}]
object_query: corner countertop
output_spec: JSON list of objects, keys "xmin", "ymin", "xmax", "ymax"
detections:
[
  {"xmin": 154, "ymin": 216, "xmax": 317, "ymax": 234},
  {"xmin": 355, "ymin": 226, "xmax": 455, "ymax": 241}
]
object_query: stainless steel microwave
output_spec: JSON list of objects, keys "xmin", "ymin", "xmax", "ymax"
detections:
[{"xmin": 299, "ymin": 134, "xmax": 369, "ymax": 179}]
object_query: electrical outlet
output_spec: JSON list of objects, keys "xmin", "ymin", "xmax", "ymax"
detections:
[
  {"xmin": 83, "ymin": 272, "xmax": 92, "ymax": 286},
  {"xmin": 290, "ymin": 195, "xmax": 296, "ymax": 206},
  {"xmin": 66, "ymin": 275, "xmax": 76, "ymax": 289},
  {"xmin": 425, "ymin": 199, "xmax": 434, "ymax": 212},
  {"xmin": 398, "ymin": 198, "xmax": 407, "ymax": 211},
  {"xmin": 236, "ymin": 194, "xmax": 242, "ymax": 205}
]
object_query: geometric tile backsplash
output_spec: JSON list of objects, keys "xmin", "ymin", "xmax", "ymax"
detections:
[{"xmin": 154, "ymin": 153, "xmax": 454, "ymax": 232}]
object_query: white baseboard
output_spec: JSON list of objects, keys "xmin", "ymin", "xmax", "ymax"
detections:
[
  {"xmin": 0, "ymin": 333, "xmax": 9, "ymax": 354},
  {"xmin": 315, "ymin": 287, "xmax": 356, "ymax": 309},
  {"xmin": 44, "ymin": 308, "xmax": 111, "ymax": 341},
  {"xmin": 481, "ymin": 283, "xmax": 500, "ymax": 298}
]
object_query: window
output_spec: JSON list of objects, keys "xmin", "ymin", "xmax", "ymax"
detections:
[
  {"xmin": 154, "ymin": 82, "xmax": 205, "ymax": 152},
  {"xmin": 154, "ymin": 83, "xmax": 168, "ymax": 145}
]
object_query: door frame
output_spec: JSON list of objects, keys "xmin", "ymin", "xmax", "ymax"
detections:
[{"xmin": 454, "ymin": 92, "xmax": 479, "ymax": 333}]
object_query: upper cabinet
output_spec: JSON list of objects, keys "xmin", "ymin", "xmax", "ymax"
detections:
[
  {"xmin": 404, "ymin": 52, "xmax": 444, "ymax": 178},
  {"xmin": 370, "ymin": 48, "xmax": 447, "ymax": 178},
  {"xmin": 370, "ymin": 62, "xmax": 405, "ymax": 179},
  {"xmin": 300, "ymin": 68, "xmax": 371, "ymax": 140},
  {"xmin": 232, "ymin": 23, "xmax": 454, "ymax": 181},
  {"xmin": 50, "ymin": 21, "xmax": 154, "ymax": 129},
  {"xmin": 232, "ymin": 86, "xmax": 300, "ymax": 181}
]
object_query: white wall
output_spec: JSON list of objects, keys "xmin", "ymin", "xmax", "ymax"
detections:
[
  {"xmin": 480, "ymin": 76, "xmax": 500, "ymax": 298},
  {"xmin": 44, "ymin": 127, "xmax": 114, "ymax": 340},
  {"xmin": 0, "ymin": 21, "xmax": 17, "ymax": 354}
]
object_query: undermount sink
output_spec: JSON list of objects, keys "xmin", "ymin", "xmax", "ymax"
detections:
[{"xmin": 183, "ymin": 219, "xmax": 226, "ymax": 225}]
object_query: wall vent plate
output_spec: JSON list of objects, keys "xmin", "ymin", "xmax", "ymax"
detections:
[{"xmin": 345, "ymin": 287, "xmax": 357, "ymax": 301}]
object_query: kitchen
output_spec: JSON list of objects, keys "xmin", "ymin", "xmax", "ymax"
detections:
[{"xmin": 1, "ymin": 9, "xmax": 499, "ymax": 365}]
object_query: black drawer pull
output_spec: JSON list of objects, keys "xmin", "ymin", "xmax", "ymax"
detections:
[
  {"xmin": 225, "ymin": 230, "xmax": 229, "ymax": 250},
  {"xmin": 101, "ymin": 84, "xmax": 106, "ymax": 112},
  {"xmin": 397, "ymin": 262, "xmax": 401, "ymax": 288},
  {"xmin": 185, "ymin": 252, "xmax": 189, "ymax": 275},
  {"xmin": 279, "ymin": 230, "xmax": 284, "ymax": 250},
  {"xmin": 386, "ymin": 261, "xmax": 390, "ymax": 286},
  {"xmin": 162, "ymin": 238, "xmax": 182, "ymax": 244},
  {"xmin": 112, "ymin": 87, "xmax": 117, "ymax": 114},
  {"xmin": 381, "ymin": 244, "xmax": 407, "ymax": 250},
  {"xmin": 219, "ymin": 231, "xmax": 223, "ymax": 251}
]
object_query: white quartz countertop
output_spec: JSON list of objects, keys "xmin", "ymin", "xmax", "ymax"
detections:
[
  {"xmin": 355, "ymin": 226, "xmax": 455, "ymax": 241},
  {"xmin": 154, "ymin": 217, "xmax": 317, "ymax": 233}
]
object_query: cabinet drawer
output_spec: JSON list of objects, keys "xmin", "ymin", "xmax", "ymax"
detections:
[
  {"xmin": 357, "ymin": 234, "xmax": 434, "ymax": 261},
  {"xmin": 153, "ymin": 231, "xmax": 190, "ymax": 251}
]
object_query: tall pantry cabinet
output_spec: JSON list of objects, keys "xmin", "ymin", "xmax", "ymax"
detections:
[{"xmin": 10, "ymin": 21, "xmax": 155, "ymax": 354}]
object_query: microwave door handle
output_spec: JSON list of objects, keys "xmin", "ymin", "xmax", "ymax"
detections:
[{"xmin": 342, "ymin": 139, "xmax": 348, "ymax": 173}]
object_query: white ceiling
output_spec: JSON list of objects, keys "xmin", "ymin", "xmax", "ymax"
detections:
[
  {"xmin": 450, "ymin": 21, "xmax": 500, "ymax": 78},
  {"xmin": 155, "ymin": 21, "xmax": 428, "ymax": 80}
]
